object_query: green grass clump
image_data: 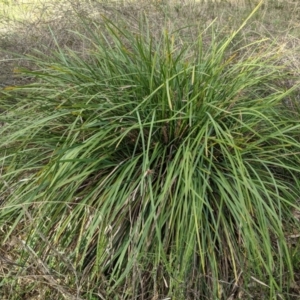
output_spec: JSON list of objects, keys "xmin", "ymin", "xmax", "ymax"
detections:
[{"xmin": 1, "ymin": 7, "xmax": 300, "ymax": 299}]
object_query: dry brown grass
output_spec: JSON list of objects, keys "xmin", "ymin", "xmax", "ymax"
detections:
[
  {"xmin": 0, "ymin": 0, "xmax": 299, "ymax": 82},
  {"xmin": 1, "ymin": 0, "xmax": 300, "ymax": 87}
]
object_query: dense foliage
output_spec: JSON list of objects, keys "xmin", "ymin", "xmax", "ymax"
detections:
[{"xmin": 1, "ymin": 7, "xmax": 300, "ymax": 299}]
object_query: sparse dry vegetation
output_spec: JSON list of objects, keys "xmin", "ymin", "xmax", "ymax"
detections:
[{"xmin": 1, "ymin": 1, "xmax": 300, "ymax": 299}]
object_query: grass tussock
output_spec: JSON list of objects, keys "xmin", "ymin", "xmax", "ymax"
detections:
[{"xmin": 1, "ymin": 1, "xmax": 300, "ymax": 299}]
